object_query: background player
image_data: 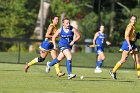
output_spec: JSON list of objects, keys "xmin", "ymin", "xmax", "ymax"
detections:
[
  {"xmin": 46, "ymin": 17, "xmax": 81, "ymax": 79},
  {"xmin": 24, "ymin": 16, "xmax": 65, "ymax": 77},
  {"xmin": 109, "ymin": 15, "xmax": 140, "ymax": 80},
  {"xmin": 92, "ymin": 25, "xmax": 111, "ymax": 73}
]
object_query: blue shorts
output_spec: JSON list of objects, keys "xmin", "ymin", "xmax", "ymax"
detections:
[
  {"xmin": 94, "ymin": 46, "xmax": 104, "ymax": 54},
  {"xmin": 59, "ymin": 45, "xmax": 72, "ymax": 51},
  {"xmin": 120, "ymin": 40, "xmax": 137, "ymax": 51},
  {"xmin": 39, "ymin": 40, "xmax": 53, "ymax": 51}
]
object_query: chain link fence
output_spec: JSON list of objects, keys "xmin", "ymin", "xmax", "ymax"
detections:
[{"xmin": 0, "ymin": 37, "xmax": 139, "ymax": 69}]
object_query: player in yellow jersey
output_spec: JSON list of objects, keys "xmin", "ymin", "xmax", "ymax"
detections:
[
  {"xmin": 110, "ymin": 15, "xmax": 140, "ymax": 80},
  {"xmin": 24, "ymin": 16, "xmax": 65, "ymax": 77}
]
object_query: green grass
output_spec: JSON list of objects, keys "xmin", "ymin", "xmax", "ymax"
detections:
[
  {"xmin": 0, "ymin": 63, "xmax": 140, "ymax": 93},
  {"xmin": 0, "ymin": 52, "xmax": 136, "ymax": 68}
]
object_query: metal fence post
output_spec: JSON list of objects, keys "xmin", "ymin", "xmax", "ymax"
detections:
[{"xmin": 18, "ymin": 41, "xmax": 21, "ymax": 64}]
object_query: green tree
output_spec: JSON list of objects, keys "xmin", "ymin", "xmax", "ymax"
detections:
[
  {"xmin": 78, "ymin": 12, "xmax": 98, "ymax": 41},
  {"xmin": 0, "ymin": 0, "xmax": 39, "ymax": 51},
  {"xmin": 0, "ymin": 0, "xmax": 39, "ymax": 38},
  {"xmin": 50, "ymin": 0, "xmax": 93, "ymax": 20}
]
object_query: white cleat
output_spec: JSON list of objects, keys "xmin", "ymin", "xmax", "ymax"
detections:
[
  {"xmin": 94, "ymin": 68, "xmax": 102, "ymax": 73},
  {"xmin": 109, "ymin": 70, "xmax": 117, "ymax": 80},
  {"xmin": 68, "ymin": 74, "xmax": 76, "ymax": 79},
  {"xmin": 46, "ymin": 61, "xmax": 51, "ymax": 73}
]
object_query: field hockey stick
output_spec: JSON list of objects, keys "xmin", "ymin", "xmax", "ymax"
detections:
[
  {"xmin": 36, "ymin": 47, "xmax": 58, "ymax": 54},
  {"xmin": 128, "ymin": 44, "xmax": 134, "ymax": 54},
  {"xmin": 128, "ymin": 32, "xmax": 140, "ymax": 55},
  {"xmin": 127, "ymin": 45, "xmax": 138, "ymax": 69},
  {"xmin": 87, "ymin": 44, "xmax": 99, "ymax": 48}
]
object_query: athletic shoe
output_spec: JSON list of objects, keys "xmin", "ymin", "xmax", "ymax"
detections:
[
  {"xmin": 68, "ymin": 74, "xmax": 76, "ymax": 79},
  {"xmin": 94, "ymin": 68, "xmax": 102, "ymax": 73},
  {"xmin": 57, "ymin": 72, "xmax": 65, "ymax": 77},
  {"xmin": 138, "ymin": 76, "xmax": 140, "ymax": 79},
  {"xmin": 46, "ymin": 61, "xmax": 51, "ymax": 73},
  {"xmin": 109, "ymin": 70, "xmax": 117, "ymax": 80},
  {"xmin": 24, "ymin": 64, "xmax": 29, "ymax": 72}
]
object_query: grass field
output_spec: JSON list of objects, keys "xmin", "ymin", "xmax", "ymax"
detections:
[
  {"xmin": 0, "ymin": 52, "xmax": 136, "ymax": 68},
  {"xmin": 0, "ymin": 63, "xmax": 140, "ymax": 93}
]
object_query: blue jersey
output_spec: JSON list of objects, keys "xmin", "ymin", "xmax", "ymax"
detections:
[
  {"xmin": 58, "ymin": 26, "xmax": 74, "ymax": 50},
  {"xmin": 96, "ymin": 32, "xmax": 105, "ymax": 47},
  {"xmin": 94, "ymin": 32, "xmax": 105, "ymax": 54}
]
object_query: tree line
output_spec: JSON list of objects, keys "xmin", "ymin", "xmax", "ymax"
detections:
[{"xmin": 0, "ymin": 0, "xmax": 140, "ymax": 51}]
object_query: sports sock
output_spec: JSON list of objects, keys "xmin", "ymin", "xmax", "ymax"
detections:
[
  {"xmin": 66, "ymin": 60, "xmax": 72, "ymax": 75},
  {"xmin": 49, "ymin": 58, "xmax": 59, "ymax": 66},
  {"xmin": 95, "ymin": 61, "xmax": 100, "ymax": 68},
  {"xmin": 112, "ymin": 62, "xmax": 122, "ymax": 73},
  {"xmin": 99, "ymin": 60, "xmax": 103, "ymax": 68},
  {"xmin": 28, "ymin": 58, "xmax": 38, "ymax": 66},
  {"xmin": 137, "ymin": 64, "xmax": 140, "ymax": 76},
  {"xmin": 54, "ymin": 63, "xmax": 60, "ymax": 74}
]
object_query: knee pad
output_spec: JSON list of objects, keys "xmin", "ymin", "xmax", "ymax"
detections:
[{"xmin": 38, "ymin": 57, "xmax": 45, "ymax": 62}]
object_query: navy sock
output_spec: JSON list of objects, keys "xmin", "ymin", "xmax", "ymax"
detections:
[
  {"xmin": 49, "ymin": 58, "xmax": 59, "ymax": 66},
  {"xmin": 66, "ymin": 60, "xmax": 72, "ymax": 75},
  {"xmin": 99, "ymin": 60, "xmax": 103, "ymax": 68}
]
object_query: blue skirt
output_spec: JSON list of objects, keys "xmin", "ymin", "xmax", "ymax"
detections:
[
  {"xmin": 39, "ymin": 40, "xmax": 53, "ymax": 51},
  {"xmin": 120, "ymin": 40, "xmax": 137, "ymax": 51}
]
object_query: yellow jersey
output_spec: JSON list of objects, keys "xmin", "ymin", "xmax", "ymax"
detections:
[
  {"xmin": 46, "ymin": 23, "xmax": 59, "ymax": 42},
  {"xmin": 125, "ymin": 23, "xmax": 135, "ymax": 41},
  {"xmin": 49, "ymin": 23, "xmax": 57, "ymax": 36}
]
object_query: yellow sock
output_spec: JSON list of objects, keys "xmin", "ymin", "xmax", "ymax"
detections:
[
  {"xmin": 137, "ymin": 64, "xmax": 140, "ymax": 76},
  {"xmin": 54, "ymin": 63, "xmax": 60, "ymax": 74},
  {"xmin": 112, "ymin": 62, "xmax": 122, "ymax": 73},
  {"xmin": 28, "ymin": 58, "xmax": 38, "ymax": 66}
]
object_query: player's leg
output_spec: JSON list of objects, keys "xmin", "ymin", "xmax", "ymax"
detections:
[
  {"xmin": 110, "ymin": 50, "xmax": 128, "ymax": 79},
  {"xmin": 100, "ymin": 53, "xmax": 105, "ymax": 66},
  {"xmin": 113, "ymin": 51, "xmax": 128, "ymax": 72},
  {"xmin": 24, "ymin": 51, "xmax": 48, "ymax": 72},
  {"xmin": 50, "ymin": 50, "xmax": 65, "ymax": 77},
  {"xmin": 63, "ymin": 49, "xmax": 72, "ymax": 75},
  {"xmin": 94, "ymin": 46, "xmax": 100, "ymax": 73},
  {"xmin": 63, "ymin": 49, "xmax": 76, "ymax": 79},
  {"xmin": 132, "ymin": 54, "xmax": 137, "ymax": 68},
  {"xmin": 95, "ymin": 54, "xmax": 102, "ymax": 73},
  {"xmin": 94, "ymin": 47, "xmax": 104, "ymax": 73},
  {"xmin": 132, "ymin": 51, "xmax": 140, "ymax": 79},
  {"xmin": 46, "ymin": 51, "xmax": 65, "ymax": 73},
  {"xmin": 95, "ymin": 52, "xmax": 105, "ymax": 73},
  {"xmin": 97, "ymin": 53, "xmax": 105, "ymax": 67},
  {"xmin": 131, "ymin": 44, "xmax": 140, "ymax": 79},
  {"xmin": 110, "ymin": 40, "xmax": 129, "ymax": 79}
]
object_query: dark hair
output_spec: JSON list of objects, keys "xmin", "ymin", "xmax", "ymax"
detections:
[
  {"xmin": 51, "ymin": 16, "xmax": 58, "ymax": 21},
  {"xmin": 130, "ymin": 15, "xmax": 137, "ymax": 19},
  {"xmin": 62, "ymin": 17, "xmax": 70, "ymax": 23},
  {"xmin": 100, "ymin": 24, "xmax": 104, "ymax": 27}
]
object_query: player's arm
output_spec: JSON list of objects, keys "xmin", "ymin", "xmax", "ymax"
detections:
[
  {"xmin": 52, "ymin": 28, "xmax": 61, "ymax": 49},
  {"xmin": 106, "ymin": 41, "xmax": 111, "ymax": 45},
  {"xmin": 125, "ymin": 25, "xmax": 132, "ymax": 50},
  {"xmin": 45, "ymin": 25, "xmax": 54, "ymax": 39},
  {"xmin": 70, "ymin": 27, "xmax": 81, "ymax": 46},
  {"xmin": 105, "ymin": 39, "xmax": 111, "ymax": 45},
  {"xmin": 92, "ymin": 32, "xmax": 99, "ymax": 45}
]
